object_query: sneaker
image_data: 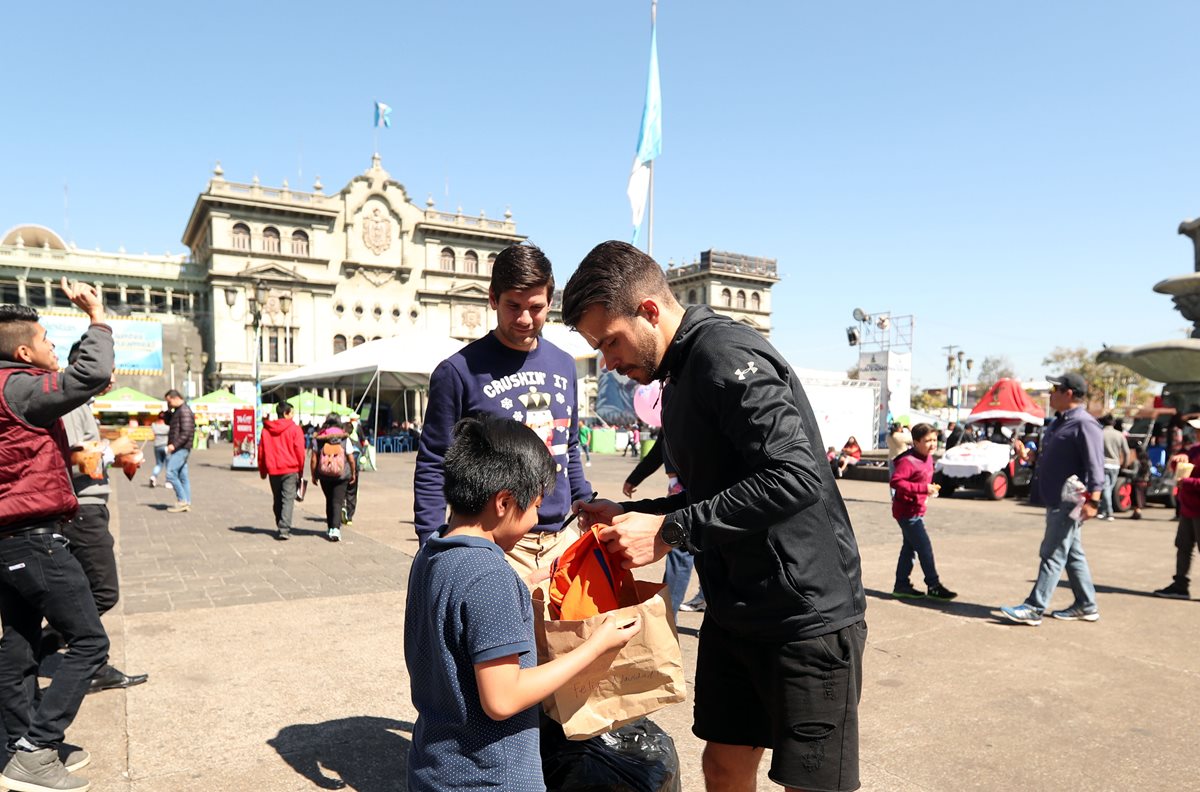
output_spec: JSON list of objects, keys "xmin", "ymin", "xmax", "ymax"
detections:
[
  {"xmin": 679, "ymin": 595, "xmax": 706, "ymax": 612},
  {"xmin": 1, "ymin": 747, "xmax": 89, "ymax": 791},
  {"xmin": 1000, "ymin": 604, "xmax": 1042, "ymax": 626},
  {"xmin": 60, "ymin": 747, "xmax": 89, "ymax": 773},
  {"xmin": 148, "ymin": 476, "xmax": 156, "ymax": 488},
  {"xmin": 164, "ymin": 481, "xmax": 173, "ymax": 490},
  {"xmin": 1051, "ymin": 605, "xmax": 1100, "ymax": 622},
  {"xmin": 166, "ymin": 503, "xmax": 190, "ymax": 513},
  {"xmin": 1130, "ymin": 512, "xmax": 1143, "ymax": 520},
  {"xmin": 585, "ymin": 461, "xmax": 592, "ymax": 467},
  {"xmin": 342, "ymin": 519, "xmax": 353, "ymax": 527},
  {"xmin": 1104, "ymin": 516, "xmax": 1115, "ymax": 522},
  {"xmin": 1153, "ymin": 581, "xmax": 1190, "ymax": 599},
  {"xmin": 926, "ymin": 584, "xmax": 958, "ymax": 600},
  {"xmin": 327, "ymin": 527, "xmax": 341, "ymax": 542},
  {"xmin": 276, "ymin": 529, "xmax": 290, "ymax": 541},
  {"xmin": 892, "ymin": 583, "xmax": 925, "ymax": 599}
]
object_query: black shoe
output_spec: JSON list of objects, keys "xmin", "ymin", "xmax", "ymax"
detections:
[
  {"xmin": 926, "ymin": 583, "xmax": 958, "ymax": 600},
  {"xmin": 892, "ymin": 583, "xmax": 925, "ymax": 599},
  {"xmin": 1153, "ymin": 582, "xmax": 1190, "ymax": 600},
  {"xmin": 87, "ymin": 664, "xmax": 148, "ymax": 694}
]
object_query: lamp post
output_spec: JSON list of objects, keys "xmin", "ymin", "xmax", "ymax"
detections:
[
  {"xmin": 183, "ymin": 346, "xmax": 193, "ymax": 399},
  {"xmin": 947, "ymin": 350, "xmax": 974, "ymax": 424},
  {"xmin": 169, "ymin": 353, "xmax": 177, "ymax": 391}
]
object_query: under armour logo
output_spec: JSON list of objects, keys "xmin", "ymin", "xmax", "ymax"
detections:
[{"xmin": 735, "ymin": 361, "xmax": 759, "ymax": 380}]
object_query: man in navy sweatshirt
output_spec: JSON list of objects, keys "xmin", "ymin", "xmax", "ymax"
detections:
[{"xmin": 414, "ymin": 244, "xmax": 592, "ymax": 577}]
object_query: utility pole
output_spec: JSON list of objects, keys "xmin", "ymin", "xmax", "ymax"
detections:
[{"xmin": 942, "ymin": 344, "xmax": 958, "ymax": 410}]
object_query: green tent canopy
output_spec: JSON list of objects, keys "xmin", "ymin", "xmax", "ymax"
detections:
[
  {"xmin": 286, "ymin": 391, "xmax": 357, "ymax": 421},
  {"xmin": 193, "ymin": 389, "xmax": 249, "ymax": 406},
  {"xmin": 92, "ymin": 387, "xmax": 166, "ymax": 413}
]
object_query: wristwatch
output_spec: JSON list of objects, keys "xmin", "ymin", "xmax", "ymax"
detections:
[{"xmin": 660, "ymin": 519, "xmax": 688, "ymax": 548}]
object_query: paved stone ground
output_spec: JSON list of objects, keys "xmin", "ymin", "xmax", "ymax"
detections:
[{"xmin": 63, "ymin": 446, "xmax": 1200, "ymax": 791}]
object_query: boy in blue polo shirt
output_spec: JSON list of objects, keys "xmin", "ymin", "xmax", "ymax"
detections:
[{"xmin": 404, "ymin": 416, "xmax": 641, "ymax": 791}]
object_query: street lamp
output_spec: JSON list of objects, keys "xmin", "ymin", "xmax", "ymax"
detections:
[
  {"xmin": 183, "ymin": 346, "xmax": 194, "ymax": 399},
  {"xmin": 947, "ymin": 350, "xmax": 974, "ymax": 424}
]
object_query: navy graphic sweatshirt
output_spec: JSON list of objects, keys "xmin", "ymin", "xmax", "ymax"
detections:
[{"xmin": 413, "ymin": 332, "xmax": 592, "ymax": 545}]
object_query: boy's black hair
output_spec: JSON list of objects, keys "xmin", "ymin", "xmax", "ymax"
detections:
[
  {"xmin": 0, "ymin": 304, "xmax": 40, "ymax": 361},
  {"xmin": 490, "ymin": 244, "xmax": 554, "ymax": 301},
  {"xmin": 911, "ymin": 422, "xmax": 936, "ymax": 442},
  {"xmin": 275, "ymin": 402, "xmax": 293, "ymax": 418},
  {"xmin": 443, "ymin": 415, "xmax": 557, "ymax": 516}
]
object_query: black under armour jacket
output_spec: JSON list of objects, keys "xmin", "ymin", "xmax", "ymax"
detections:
[{"xmin": 625, "ymin": 306, "xmax": 866, "ymax": 642}]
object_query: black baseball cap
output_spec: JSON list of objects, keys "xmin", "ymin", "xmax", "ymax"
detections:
[{"xmin": 1047, "ymin": 372, "xmax": 1086, "ymax": 396}]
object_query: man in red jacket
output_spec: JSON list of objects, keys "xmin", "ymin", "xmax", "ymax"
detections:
[
  {"xmin": 890, "ymin": 423, "xmax": 957, "ymax": 600},
  {"xmin": 258, "ymin": 402, "xmax": 307, "ymax": 541}
]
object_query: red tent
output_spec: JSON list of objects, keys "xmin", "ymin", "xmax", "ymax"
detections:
[{"xmin": 964, "ymin": 378, "xmax": 1046, "ymax": 426}]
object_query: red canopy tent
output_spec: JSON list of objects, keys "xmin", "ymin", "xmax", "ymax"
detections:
[{"xmin": 964, "ymin": 378, "xmax": 1046, "ymax": 426}]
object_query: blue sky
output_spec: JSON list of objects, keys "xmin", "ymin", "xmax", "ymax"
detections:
[{"xmin": 3, "ymin": 1, "xmax": 1199, "ymax": 389}]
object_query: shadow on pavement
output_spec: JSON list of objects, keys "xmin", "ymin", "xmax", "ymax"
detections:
[
  {"xmin": 269, "ymin": 715, "xmax": 413, "ymax": 791},
  {"xmin": 228, "ymin": 525, "xmax": 328, "ymax": 539},
  {"xmin": 864, "ymin": 587, "xmax": 999, "ymax": 620}
]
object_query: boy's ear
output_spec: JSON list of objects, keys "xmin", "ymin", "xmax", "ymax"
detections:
[{"xmin": 491, "ymin": 490, "xmax": 514, "ymax": 518}]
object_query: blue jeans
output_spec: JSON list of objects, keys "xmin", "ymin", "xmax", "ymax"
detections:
[
  {"xmin": 1026, "ymin": 506, "xmax": 1097, "ymax": 612},
  {"xmin": 1100, "ymin": 467, "xmax": 1118, "ymax": 518},
  {"xmin": 165, "ymin": 448, "xmax": 191, "ymax": 504},
  {"xmin": 0, "ymin": 531, "xmax": 109, "ymax": 750},
  {"xmin": 664, "ymin": 547, "xmax": 696, "ymax": 614},
  {"xmin": 895, "ymin": 517, "xmax": 940, "ymax": 588},
  {"xmin": 151, "ymin": 445, "xmax": 168, "ymax": 478}
]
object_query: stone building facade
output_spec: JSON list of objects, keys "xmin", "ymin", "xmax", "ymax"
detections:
[{"xmin": 664, "ymin": 249, "xmax": 779, "ymax": 336}]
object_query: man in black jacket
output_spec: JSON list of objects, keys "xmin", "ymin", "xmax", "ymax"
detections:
[
  {"xmin": 564, "ymin": 241, "xmax": 867, "ymax": 792},
  {"xmin": 163, "ymin": 389, "xmax": 194, "ymax": 513}
]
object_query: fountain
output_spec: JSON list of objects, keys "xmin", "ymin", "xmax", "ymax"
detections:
[{"xmin": 1097, "ymin": 218, "xmax": 1200, "ymax": 410}]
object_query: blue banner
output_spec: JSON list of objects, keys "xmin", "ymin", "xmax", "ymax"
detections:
[{"xmin": 40, "ymin": 313, "xmax": 164, "ymax": 374}]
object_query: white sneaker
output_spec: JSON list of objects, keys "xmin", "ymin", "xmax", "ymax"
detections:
[{"xmin": 148, "ymin": 476, "xmax": 156, "ymax": 488}]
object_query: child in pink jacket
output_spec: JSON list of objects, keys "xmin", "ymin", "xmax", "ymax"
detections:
[{"xmin": 890, "ymin": 423, "xmax": 957, "ymax": 600}]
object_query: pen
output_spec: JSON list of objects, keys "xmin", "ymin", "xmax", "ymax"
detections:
[{"xmin": 561, "ymin": 492, "xmax": 598, "ymax": 530}]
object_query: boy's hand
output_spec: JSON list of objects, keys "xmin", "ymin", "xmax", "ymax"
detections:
[
  {"xmin": 524, "ymin": 566, "xmax": 552, "ymax": 586},
  {"xmin": 591, "ymin": 613, "xmax": 642, "ymax": 652},
  {"xmin": 60, "ymin": 276, "xmax": 104, "ymax": 322},
  {"xmin": 573, "ymin": 497, "xmax": 624, "ymax": 530}
]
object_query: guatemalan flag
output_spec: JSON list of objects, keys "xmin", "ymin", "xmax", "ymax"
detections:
[
  {"xmin": 627, "ymin": 24, "xmax": 662, "ymax": 246},
  {"xmin": 374, "ymin": 101, "xmax": 392, "ymax": 129}
]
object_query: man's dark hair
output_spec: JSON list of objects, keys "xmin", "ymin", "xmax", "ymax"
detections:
[
  {"xmin": 0, "ymin": 305, "xmax": 40, "ymax": 362},
  {"xmin": 1099, "ymin": 414, "xmax": 1114, "ymax": 428},
  {"xmin": 443, "ymin": 415, "xmax": 556, "ymax": 517},
  {"xmin": 561, "ymin": 240, "xmax": 675, "ymax": 327},
  {"xmin": 164, "ymin": 389, "xmax": 183, "ymax": 400},
  {"xmin": 490, "ymin": 244, "xmax": 554, "ymax": 300},
  {"xmin": 911, "ymin": 423, "xmax": 936, "ymax": 442},
  {"xmin": 275, "ymin": 402, "xmax": 292, "ymax": 418}
]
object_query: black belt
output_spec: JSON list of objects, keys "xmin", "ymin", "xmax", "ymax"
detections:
[{"xmin": 1, "ymin": 526, "xmax": 60, "ymax": 540}]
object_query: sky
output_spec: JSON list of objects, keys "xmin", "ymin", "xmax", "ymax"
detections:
[{"xmin": 4, "ymin": 1, "xmax": 1200, "ymax": 390}]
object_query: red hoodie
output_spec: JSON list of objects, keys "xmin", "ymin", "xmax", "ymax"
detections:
[
  {"xmin": 890, "ymin": 448, "xmax": 934, "ymax": 520},
  {"xmin": 258, "ymin": 417, "xmax": 306, "ymax": 476},
  {"xmin": 1175, "ymin": 444, "xmax": 1200, "ymax": 519}
]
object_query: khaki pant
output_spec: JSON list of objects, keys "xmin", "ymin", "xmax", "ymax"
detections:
[{"xmin": 506, "ymin": 525, "xmax": 582, "ymax": 582}]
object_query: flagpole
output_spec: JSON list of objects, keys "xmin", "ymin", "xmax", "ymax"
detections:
[{"xmin": 647, "ymin": 0, "xmax": 657, "ymax": 257}]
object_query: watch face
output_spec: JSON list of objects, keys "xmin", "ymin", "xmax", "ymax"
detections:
[{"xmin": 662, "ymin": 521, "xmax": 685, "ymax": 547}]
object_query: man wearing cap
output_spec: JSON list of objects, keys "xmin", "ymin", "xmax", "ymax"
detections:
[{"xmin": 1001, "ymin": 372, "xmax": 1104, "ymax": 625}]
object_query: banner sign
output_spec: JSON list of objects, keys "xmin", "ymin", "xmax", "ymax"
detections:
[
  {"xmin": 40, "ymin": 313, "xmax": 164, "ymax": 374},
  {"xmin": 231, "ymin": 407, "xmax": 257, "ymax": 469}
]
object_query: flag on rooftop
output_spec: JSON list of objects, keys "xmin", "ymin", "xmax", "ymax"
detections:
[
  {"xmin": 374, "ymin": 101, "xmax": 392, "ymax": 129},
  {"xmin": 628, "ymin": 22, "xmax": 662, "ymax": 246}
]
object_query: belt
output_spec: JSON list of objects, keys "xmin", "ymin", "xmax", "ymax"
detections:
[{"xmin": 1, "ymin": 526, "xmax": 60, "ymax": 541}]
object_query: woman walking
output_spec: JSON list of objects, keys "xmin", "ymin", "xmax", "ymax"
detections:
[{"xmin": 310, "ymin": 413, "xmax": 356, "ymax": 541}]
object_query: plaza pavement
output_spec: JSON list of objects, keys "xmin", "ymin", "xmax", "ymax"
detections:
[{"xmin": 65, "ymin": 446, "xmax": 1199, "ymax": 791}]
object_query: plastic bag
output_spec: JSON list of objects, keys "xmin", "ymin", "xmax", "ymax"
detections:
[{"xmin": 541, "ymin": 715, "xmax": 682, "ymax": 792}]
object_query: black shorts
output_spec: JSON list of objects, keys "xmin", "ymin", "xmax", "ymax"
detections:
[{"xmin": 693, "ymin": 618, "xmax": 867, "ymax": 792}]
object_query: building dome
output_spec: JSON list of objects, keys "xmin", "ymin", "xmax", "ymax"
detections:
[{"xmin": 1, "ymin": 224, "xmax": 67, "ymax": 250}]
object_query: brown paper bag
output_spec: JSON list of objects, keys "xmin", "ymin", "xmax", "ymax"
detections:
[{"xmin": 533, "ymin": 579, "xmax": 686, "ymax": 740}]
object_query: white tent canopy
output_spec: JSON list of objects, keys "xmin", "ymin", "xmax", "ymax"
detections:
[
  {"xmin": 540, "ymin": 323, "xmax": 597, "ymax": 361},
  {"xmin": 261, "ymin": 331, "xmax": 465, "ymax": 390}
]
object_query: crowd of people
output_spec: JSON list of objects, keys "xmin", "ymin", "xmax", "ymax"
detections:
[{"xmin": 7, "ymin": 247, "xmax": 1200, "ymax": 791}]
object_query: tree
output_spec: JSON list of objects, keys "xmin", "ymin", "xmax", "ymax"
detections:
[
  {"xmin": 911, "ymin": 388, "xmax": 946, "ymax": 412},
  {"xmin": 975, "ymin": 355, "xmax": 1016, "ymax": 390},
  {"xmin": 1041, "ymin": 346, "xmax": 1156, "ymax": 412}
]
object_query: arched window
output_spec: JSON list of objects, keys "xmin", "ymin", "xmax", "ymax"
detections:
[
  {"xmin": 486, "ymin": 253, "xmax": 497, "ymax": 274},
  {"xmin": 333, "ymin": 334, "xmax": 347, "ymax": 354},
  {"xmin": 736, "ymin": 290, "xmax": 746, "ymax": 310},
  {"xmin": 751, "ymin": 292, "xmax": 761, "ymax": 311},
  {"xmin": 720, "ymin": 288, "xmax": 732, "ymax": 307},
  {"xmin": 464, "ymin": 250, "xmax": 479, "ymax": 274},
  {"xmin": 291, "ymin": 230, "xmax": 309, "ymax": 256},
  {"xmin": 440, "ymin": 247, "xmax": 455, "ymax": 271},
  {"xmin": 352, "ymin": 335, "xmax": 366, "ymax": 347},
  {"xmin": 263, "ymin": 227, "xmax": 280, "ymax": 253},
  {"xmin": 687, "ymin": 289, "xmax": 697, "ymax": 305},
  {"xmin": 231, "ymin": 223, "xmax": 250, "ymax": 250}
]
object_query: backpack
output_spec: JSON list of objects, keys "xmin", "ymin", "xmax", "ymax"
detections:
[{"xmin": 318, "ymin": 439, "xmax": 347, "ymax": 479}]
